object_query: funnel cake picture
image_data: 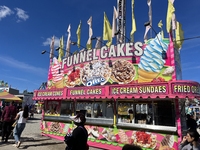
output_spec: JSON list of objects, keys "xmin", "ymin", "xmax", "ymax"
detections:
[
  {"xmin": 51, "ymin": 57, "xmax": 64, "ymax": 88},
  {"xmin": 49, "ymin": 122, "xmax": 61, "ymax": 133},
  {"xmin": 118, "ymin": 129, "xmax": 129, "ymax": 144},
  {"xmin": 65, "ymin": 67, "xmax": 81, "ymax": 87},
  {"xmin": 80, "ymin": 60, "xmax": 111, "ymax": 85},
  {"xmin": 138, "ymin": 32, "xmax": 168, "ymax": 83},
  {"xmin": 159, "ymin": 135, "xmax": 175, "ymax": 150},
  {"xmin": 111, "ymin": 60, "xmax": 136, "ymax": 84},
  {"xmin": 131, "ymin": 131, "xmax": 157, "ymax": 149}
]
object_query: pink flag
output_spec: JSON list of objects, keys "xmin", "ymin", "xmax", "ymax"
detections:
[
  {"xmin": 65, "ymin": 24, "xmax": 71, "ymax": 58},
  {"xmin": 112, "ymin": 6, "xmax": 118, "ymax": 38},
  {"xmin": 50, "ymin": 35, "xmax": 55, "ymax": 59},
  {"xmin": 144, "ymin": 0, "xmax": 152, "ymax": 42}
]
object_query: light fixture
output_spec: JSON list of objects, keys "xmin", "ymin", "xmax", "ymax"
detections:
[
  {"xmin": 91, "ymin": 37, "xmax": 106, "ymax": 46},
  {"xmin": 114, "ymin": 30, "xmax": 131, "ymax": 42},
  {"xmin": 109, "ymin": 60, "xmax": 112, "ymax": 67},
  {"xmin": 90, "ymin": 62, "xmax": 93, "ymax": 70},
  {"xmin": 71, "ymin": 41, "xmax": 86, "ymax": 49},
  {"xmin": 73, "ymin": 66, "xmax": 75, "ymax": 72},
  {"xmin": 55, "ymin": 47, "xmax": 72, "ymax": 56},
  {"xmin": 41, "ymin": 50, "xmax": 58, "ymax": 57}
]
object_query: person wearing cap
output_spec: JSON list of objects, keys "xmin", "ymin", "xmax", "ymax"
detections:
[
  {"xmin": 1, "ymin": 101, "xmax": 17, "ymax": 143},
  {"xmin": 67, "ymin": 113, "xmax": 88, "ymax": 150}
]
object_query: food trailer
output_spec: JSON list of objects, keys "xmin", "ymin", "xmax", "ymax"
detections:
[{"xmin": 33, "ymin": 32, "xmax": 200, "ymax": 150}]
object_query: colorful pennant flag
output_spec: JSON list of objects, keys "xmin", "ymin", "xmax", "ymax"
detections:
[
  {"xmin": 58, "ymin": 36, "xmax": 64, "ymax": 62},
  {"xmin": 65, "ymin": 24, "xmax": 71, "ymax": 58},
  {"xmin": 166, "ymin": 0, "xmax": 175, "ymax": 33},
  {"xmin": 50, "ymin": 35, "xmax": 55, "ymax": 59},
  {"xmin": 76, "ymin": 20, "xmax": 81, "ymax": 48},
  {"xmin": 158, "ymin": 20, "xmax": 164, "ymax": 38},
  {"xmin": 103, "ymin": 12, "xmax": 112, "ymax": 47},
  {"xmin": 87, "ymin": 16, "xmax": 93, "ymax": 50},
  {"xmin": 144, "ymin": 0, "xmax": 152, "ymax": 42},
  {"xmin": 130, "ymin": 0, "xmax": 136, "ymax": 42},
  {"xmin": 175, "ymin": 21, "xmax": 184, "ymax": 50},
  {"xmin": 112, "ymin": 6, "xmax": 118, "ymax": 38}
]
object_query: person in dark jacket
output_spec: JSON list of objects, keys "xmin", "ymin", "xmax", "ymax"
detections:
[
  {"xmin": 186, "ymin": 114, "xmax": 197, "ymax": 129},
  {"xmin": 66, "ymin": 113, "xmax": 88, "ymax": 150},
  {"xmin": 178, "ymin": 129, "xmax": 200, "ymax": 150},
  {"xmin": 1, "ymin": 101, "xmax": 17, "ymax": 142}
]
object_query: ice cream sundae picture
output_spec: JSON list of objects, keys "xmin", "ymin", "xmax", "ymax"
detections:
[
  {"xmin": 159, "ymin": 135, "xmax": 175, "ymax": 150},
  {"xmin": 51, "ymin": 57, "xmax": 64, "ymax": 88},
  {"xmin": 138, "ymin": 32, "xmax": 169, "ymax": 83}
]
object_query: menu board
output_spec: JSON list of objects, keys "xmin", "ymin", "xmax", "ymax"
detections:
[{"xmin": 47, "ymin": 33, "xmax": 174, "ymax": 89}]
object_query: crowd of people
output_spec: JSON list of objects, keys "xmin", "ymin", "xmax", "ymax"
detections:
[{"xmin": 0, "ymin": 101, "xmax": 29, "ymax": 148}]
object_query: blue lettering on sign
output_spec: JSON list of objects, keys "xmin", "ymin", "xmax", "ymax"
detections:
[{"xmin": 86, "ymin": 77, "xmax": 105, "ymax": 86}]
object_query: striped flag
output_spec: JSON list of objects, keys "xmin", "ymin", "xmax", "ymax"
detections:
[
  {"xmin": 166, "ymin": 0, "xmax": 175, "ymax": 33},
  {"xmin": 112, "ymin": 6, "xmax": 118, "ymax": 38},
  {"xmin": 144, "ymin": 0, "xmax": 152, "ymax": 42},
  {"xmin": 87, "ymin": 16, "xmax": 93, "ymax": 50},
  {"xmin": 65, "ymin": 24, "xmax": 71, "ymax": 58},
  {"xmin": 50, "ymin": 35, "xmax": 55, "ymax": 59}
]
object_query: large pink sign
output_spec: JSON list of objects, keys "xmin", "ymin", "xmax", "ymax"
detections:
[{"xmin": 47, "ymin": 34, "xmax": 175, "ymax": 89}]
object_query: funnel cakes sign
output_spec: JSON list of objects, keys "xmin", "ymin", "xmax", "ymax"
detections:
[{"xmin": 47, "ymin": 32, "xmax": 174, "ymax": 89}]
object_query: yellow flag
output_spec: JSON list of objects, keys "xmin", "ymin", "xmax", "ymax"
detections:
[
  {"xmin": 87, "ymin": 42, "xmax": 92, "ymax": 50},
  {"xmin": 103, "ymin": 12, "xmax": 112, "ymax": 47},
  {"xmin": 73, "ymin": 50, "xmax": 77, "ymax": 55},
  {"xmin": 131, "ymin": 0, "xmax": 136, "ymax": 42},
  {"xmin": 158, "ymin": 20, "xmax": 164, "ymax": 38},
  {"xmin": 76, "ymin": 20, "xmax": 81, "ymax": 48},
  {"xmin": 58, "ymin": 36, "xmax": 64, "ymax": 62},
  {"xmin": 166, "ymin": 0, "xmax": 175, "ymax": 33},
  {"xmin": 175, "ymin": 21, "xmax": 184, "ymax": 50}
]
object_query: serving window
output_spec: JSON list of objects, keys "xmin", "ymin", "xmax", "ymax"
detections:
[
  {"xmin": 60, "ymin": 100, "xmax": 73, "ymax": 116},
  {"xmin": 117, "ymin": 99, "xmax": 175, "ymax": 127},
  {"xmin": 44, "ymin": 100, "xmax": 61, "ymax": 116},
  {"xmin": 76, "ymin": 100, "xmax": 114, "ymax": 119}
]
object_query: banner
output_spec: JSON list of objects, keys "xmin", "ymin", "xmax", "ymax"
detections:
[{"xmin": 47, "ymin": 34, "xmax": 174, "ymax": 89}]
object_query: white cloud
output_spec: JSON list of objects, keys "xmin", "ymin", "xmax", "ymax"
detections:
[
  {"xmin": 43, "ymin": 36, "xmax": 60, "ymax": 48},
  {"xmin": 0, "ymin": 56, "xmax": 48, "ymax": 77},
  {"xmin": 0, "ymin": 6, "xmax": 13, "ymax": 21},
  {"xmin": 15, "ymin": 8, "xmax": 29, "ymax": 22}
]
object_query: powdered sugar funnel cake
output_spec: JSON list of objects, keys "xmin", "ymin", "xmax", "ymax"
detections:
[
  {"xmin": 80, "ymin": 60, "xmax": 111, "ymax": 86},
  {"xmin": 51, "ymin": 57, "xmax": 64, "ymax": 88}
]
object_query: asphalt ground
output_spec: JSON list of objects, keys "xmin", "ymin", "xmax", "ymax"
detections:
[{"xmin": 0, "ymin": 114, "xmax": 105, "ymax": 150}]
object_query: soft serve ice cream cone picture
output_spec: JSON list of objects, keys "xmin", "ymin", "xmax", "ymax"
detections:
[
  {"xmin": 51, "ymin": 57, "xmax": 64, "ymax": 88},
  {"xmin": 138, "ymin": 32, "xmax": 168, "ymax": 83}
]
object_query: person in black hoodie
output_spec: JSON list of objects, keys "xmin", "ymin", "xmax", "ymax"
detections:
[{"xmin": 66, "ymin": 113, "xmax": 88, "ymax": 150}]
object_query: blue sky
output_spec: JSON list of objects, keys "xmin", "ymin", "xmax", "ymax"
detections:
[{"xmin": 0, "ymin": 0, "xmax": 200, "ymax": 93}]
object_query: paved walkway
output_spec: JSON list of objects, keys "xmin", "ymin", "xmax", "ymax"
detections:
[{"xmin": 0, "ymin": 114, "xmax": 104, "ymax": 150}]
